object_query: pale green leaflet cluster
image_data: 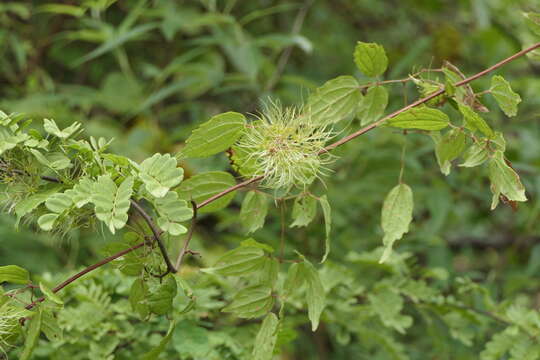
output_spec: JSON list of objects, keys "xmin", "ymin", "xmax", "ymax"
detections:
[{"xmin": 1, "ymin": 14, "xmax": 539, "ymax": 359}]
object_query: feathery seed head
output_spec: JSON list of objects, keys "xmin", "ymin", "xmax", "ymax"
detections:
[{"xmin": 235, "ymin": 100, "xmax": 335, "ymax": 190}]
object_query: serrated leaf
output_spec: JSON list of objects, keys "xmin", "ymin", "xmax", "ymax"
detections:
[
  {"xmin": 37, "ymin": 213, "xmax": 59, "ymax": 231},
  {"xmin": 240, "ymin": 191, "xmax": 269, "ymax": 234},
  {"xmin": 524, "ymin": 12, "xmax": 540, "ymax": 37},
  {"xmin": 252, "ymin": 313, "xmax": 280, "ymax": 360},
  {"xmin": 307, "ymin": 76, "xmax": 362, "ymax": 125},
  {"xmin": 380, "ymin": 183, "xmax": 413, "ymax": 263},
  {"xmin": 202, "ymin": 246, "xmax": 265, "ymax": 276},
  {"xmin": 39, "ymin": 282, "xmax": 63, "ymax": 305},
  {"xmin": 458, "ymin": 103, "xmax": 494, "ymax": 138},
  {"xmin": 222, "ymin": 285, "xmax": 274, "ymax": 318},
  {"xmin": 20, "ymin": 309, "xmax": 42, "ymax": 360},
  {"xmin": 148, "ymin": 275, "xmax": 177, "ymax": 315},
  {"xmin": 177, "ymin": 171, "xmax": 236, "ymax": 213},
  {"xmin": 154, "ymin": 191, "xmax": 193, "ymax": 236},
  {"xmin": 94, "ymin": 176, "xmax": 133, "ymax": 234},
  {"xmin": 436, "ymin": 128, "xmax": 466, "ymax": 165},
  {"xmin": 181, "ymin": 112, "xmax": 245, "ymax": 158},
  {"xmin": 241, "ymin": 238, "xmax": 274, "ymax": 253},
  {"xmin": 459, "ymin": 142, "xmax": 489, "ymax": 168},
  {"xmin": 318, "ymin": 195, "xmax": 332, "ymax": 263},
  {"xmin": 354, "ymin": 41, "xmax": 388, "ymax": 77},
  {"xmin": 43, "ymin": 119, "xmax": 81, "ymax": 139},
  {"xmin": 491, "ymin": 75, "xmax": 521, "ymax": 117},
  {"xmin": 140, "ymin": 153, "xmax": 184, "ymax": 198},
  {"xmin": 290, "ymin": 195, "xmax": 317, "ymax": 228},
  {"xmin": 387, "ymin": 107, "xmax": 449, "ymax": 130},
  {"xmin": 357, "ymin": 85, "xmax": 388, "ymax": 125},
  {"xmin": 303, "ymin": 260, "xmax": 325, "ymax": 331},
  {"xmin": 430, "ymin": 132, "xmax": 451, "ymax": 175},
  {"xmin": 0, "ymin": 265, "xmax": 30, "ymax": 284},
  {"xmin": 488, "ymin": 151, "xmax": 527, "ymax": 210},
  {"xmin": 130, "ymin": 279, "xmax": 149, "ymax": 319}
]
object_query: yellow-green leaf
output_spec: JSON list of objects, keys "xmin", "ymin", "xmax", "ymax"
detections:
[
  {"xmin": 387, "ymin": 107, "xmax": 449, "ymax": 130},
  {"xmin": 307, "ymin": 76, "xmax": 361, "ymax": 125},
  {"xmin": 490, "ymin": 75, "xmax": 521, "ymax": 117},
  {"xmin": 181, "ymin": 112, "xmax": 245, "ymax": 158},
  {"xmin": 354, "ymin": 41, "xmax": 388, "ymax": 77},
  {"xmin": 380, "ymin": 183, "xmax": 413, "ymax": 263}
]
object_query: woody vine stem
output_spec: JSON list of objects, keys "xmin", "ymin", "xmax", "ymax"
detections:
[{"xmin": 23, "ymin": 41, "xmax": 540, "ymax": 312}]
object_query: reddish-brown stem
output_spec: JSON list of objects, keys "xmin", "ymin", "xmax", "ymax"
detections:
[
  {"xmin": 174, "ymin": 201, "xmax": 198, "ymax": 270},
  {"xmin": 25, "ymin": 241, "xmax": 148, "ymax": 310}
]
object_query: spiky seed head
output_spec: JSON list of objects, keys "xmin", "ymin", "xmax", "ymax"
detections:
[{"xmin": 235, "ymin": 100, "xmax": 335, "ymax": 190}]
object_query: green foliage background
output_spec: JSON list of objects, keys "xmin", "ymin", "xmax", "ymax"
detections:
[{"xmin": 1, "ymin": 0, "xmax": 540, "ymax": 359}]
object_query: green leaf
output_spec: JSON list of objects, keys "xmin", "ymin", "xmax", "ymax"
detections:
[
  {"xmin": 20, "ymin": 309, "xmax": 42, "ymax": 360},
  {"xmin": 0, "ymin": 265, "xmax": 30, "ymax": 284},
  {"xmin": 387, "ymin": 107, "xmax": 450, "ymax": 130},
  {"xmin": 256, "ymin": 257, "xmax": 280, "ymax": 288},
  {"xmin": 436, "ymin": 128, "xmax": 466, "ymax": 165},
  {"xmin": 368, "ymin": 287, "xmax": 412, "ymax": 334},
  {"xmin": 176, "ymin": 171, "xmax": 236, "ymax": 213},
  {"xmin": 41, "ymin": 310, "xmax": 62, "ymax": 342},
  {"xmin": 458, "ymin": 103, "xmax": 494, "ymax": 138},
  {"xmin": 142, "ymin": 321, "xmax": 176, "ymax": 360},
  {"xmin": 307, "ymin": 76, "xmax": 362, "ymax": 125},
  {"xmin": 354, "ymin": 41, "xmax": 388, "ymax": 77},
  {"xmin": 181, "ymin": 112, "xmax": 246, "ymax": 158},
  {"xmin": 357, "ymin": 85, "xmax": 388, "ymax": 126},
  {"xmin": 202, "ymin": 246, "xmax": 265, "ymax": 276},
  {"xmin": 459, "ymin": 142, "xmax": 489, "ymax": 168},
  {"xmin": 290, "ymin": 195, "xmax": 317, "ymax": 228},
  {"xmin": 148, "ymin": 275, "xmax": 177, "ymax": 315},
  {"xmin": 283, "ymin": 262, "xmax": 305, "ymax": 297},
  {"xmin": 14, "ymin": 186, "xmax": 62, "ymax": 226},
  {"xmin": 129, "ymin": 279, "xmax": 149, "ymax": 319},
  {"xmin": 252, "ymin": 313, "xmax": 280, "ymax": 360},
  {"xmin": 303, "ymin": 260, "xmax": 325, "ymax": 331},
  {"xmin": 240, "ymin": 191, "xmax": 269, "ymax": 234},
  {"xmin": 37, "ymin": 213, "xmax": 59, "ymax": 231},
  {"xmin": 241, "ymin": 238, "xmax": 274, "ymax": 253},
  {"xmin": 45, "ymin": 192, "xmax": 73, "ymax": 213},
  {"xmin": 222, "ymin": 285, "xmax": 274, "ymax": 318},
  {"xmin": 154, "ymin": 191, "xmax": 193, "ymax": 236},
  {"xmin": 139, "ymin": 153, "xmax": 184, "ymax": 198},
  {"xmin": 39, "ymin": 282, "xmax": 63, "ymax": 305},
  {"xmin": 524, "ymin": 12, "xmax": 540, "ymax": 37},
  {"xmin": 380, "ymin": 183, "xmax": 413, "ymax": 263},
  {"xmin": 488, "ymin": 151, "xmax": 527, "ymax": 210},
  {"xmin": 69, "ymin": 177, "xmax": 95, "ymax": 208},
  {"xmin": 43, "ymin": 119, "xmax": 81, "ymax": 139},
  {"xmin": 318, "ymin": 195, "xmax": 332, "ymax": 263},
  {"xmin": 490, "ymin": 75, "xmax": 521, "ymax": 117},
  {"xmin": 94, "ymin": 176, "xmax": 133, "ymax": 234}
]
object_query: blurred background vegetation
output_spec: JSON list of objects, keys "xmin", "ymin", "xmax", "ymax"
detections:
[{"xmin": 1, "ymin": 0, "xmax": 540, "ymax": 358}]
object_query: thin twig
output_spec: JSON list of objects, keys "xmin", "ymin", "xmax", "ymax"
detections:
[
  {"xmin": 24, "ymin": 240, "xmax": 148, "ymax": 310},
  {"xmin": 174, "ymin": 200, "xmax": 198, "ymax": 271},
  {"xmin": 130, "ymin": 200, "xmax": 176, "ymax": 274}
]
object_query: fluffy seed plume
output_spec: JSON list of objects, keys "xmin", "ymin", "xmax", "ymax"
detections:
[{"xmin": 235, "ymin": 100, "xmax": 335, "ymax": 190}]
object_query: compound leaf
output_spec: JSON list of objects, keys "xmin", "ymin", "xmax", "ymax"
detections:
[
  {"xmin": 139, "ymin": 153, "xmax": 183, "ymax": 198},
  {"xmin": 354, "ymin": 41, "xmax": 388, "ymax": 77}
]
